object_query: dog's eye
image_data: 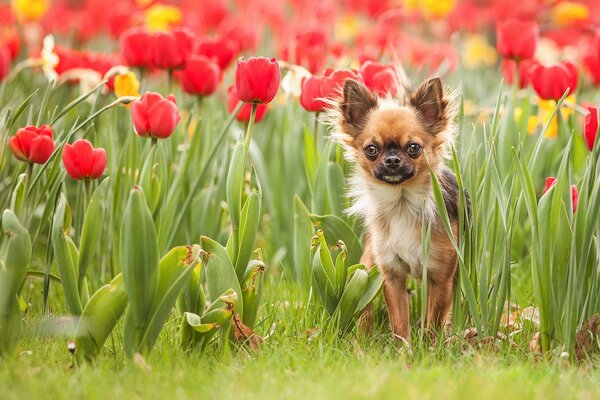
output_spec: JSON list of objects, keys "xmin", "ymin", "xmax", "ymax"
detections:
[
  {"xmin": 364, "ymin": 145, "xmax": 379, "ymax": 158},
  {"xmin": 407, "ymin": 143, "xmax": 422, "ymax": 157}
]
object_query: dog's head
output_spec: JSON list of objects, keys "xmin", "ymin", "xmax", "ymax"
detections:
[{"xmin": 332, "ymin": 77, "xmax": 456, "ymax": 186}]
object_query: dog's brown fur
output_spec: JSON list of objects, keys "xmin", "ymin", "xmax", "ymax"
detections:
[{"xmin": 331, "ymin": 77, "xmax": 461, "ymax": 341}]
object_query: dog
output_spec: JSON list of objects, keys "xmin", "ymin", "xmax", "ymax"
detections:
[{"xmin": 330, "ymin": 76, "xmax": 462, "ymax": 341}]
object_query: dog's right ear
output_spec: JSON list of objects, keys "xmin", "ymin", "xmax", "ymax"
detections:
[{"xmin": 339, "ymin": 79, "xmax": 378, "ymax": 139}]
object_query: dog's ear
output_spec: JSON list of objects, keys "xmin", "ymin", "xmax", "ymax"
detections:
[
  {"xmin": 340, "ymin": 79, "xmax": 378, "ymax": 138},
  {"xmin": 410, "ymin": 77, "xmax": 448, "ymax": 135}
]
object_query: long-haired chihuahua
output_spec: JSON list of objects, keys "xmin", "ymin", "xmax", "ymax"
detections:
[{"xmin": 330, "ymin": 76, "xmax": 461, "ymax": 341}]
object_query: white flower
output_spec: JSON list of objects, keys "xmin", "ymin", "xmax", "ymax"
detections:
[
  {"xmin": 280, "ymin": 63, "xmax": 311, "ymax": 98},
  {"xmin": 40, "ymin": 34, "xmax": 59, "ymax": 82}
]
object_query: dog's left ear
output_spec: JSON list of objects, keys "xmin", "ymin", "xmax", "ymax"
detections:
[{"xmin": 410, "ymin": 77, "xmax": 448, "ymax": 135}]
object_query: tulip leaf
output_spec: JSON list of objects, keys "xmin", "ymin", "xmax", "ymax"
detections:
[
  {"xmin": 121, "ymin": 187, "xmax": 159, "ymax": 354},
  {"xmin": 74, "ymin": 274, "xmax": 127, "ymax": 362},
  {"xmin": 335, "ymin": 268, "xmax": 368, "ymax": 333},
  {"xmin": 310, "ymin": 214, "xmax": 362, "ymax": 265},
  {"xmin": 226, "ymin": 141, "xmax": 246, "ymax": 234},
  {"xmin": 202, "ymin": 236, "xmax": 244, "ymax": 319},
  {"xmin": 78, "ymin": 177, "xmax": 110, "ymax": 289},
  {"xmin": 293, "ymin": 195, "xmax": 314, "ymax": 288},
  {"xmin": 139, "ymin": 245, "xmax": 200, "ymax": 353},
  {"xmin": 51, "ymin": 194, "xmax": 83, "ymax": 315},
  {"xmin": 234, "ymin": 191, "xmax": 261, "ymax": 281},
  {"xmin": 0, "ymin": 210, "xmax": 31, "ymax": 357}
]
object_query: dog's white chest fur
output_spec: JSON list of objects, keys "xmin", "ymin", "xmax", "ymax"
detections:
[{"xmin": 349, "ymin": 173, "xmax": 436, "ymax": 278}]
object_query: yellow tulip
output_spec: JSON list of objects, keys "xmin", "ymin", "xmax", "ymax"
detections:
[
  {"xmin": 114, "ymin": 71, "xmax": 141, "ymax": 100},
  {"xmin": 12, "ymin": 0, "xmax": 49, "ymax": 22},
  {"xmin": 462, "ymin": 35, "xmax": 498, "ymax": 70},
  {"xmin": 334, "ymin": 15, "xmax": 365, "ymax": 42},
  {"xmin": 145, "ymin": 4, "xmax": 182, "ymax": 32},
  {"xmin": 553, "ymin": 2, "xmax": 589, "ymax": 27},
  {"xmin": 419, "ymin": 0, "xmax": 456, "ymax": 19}
]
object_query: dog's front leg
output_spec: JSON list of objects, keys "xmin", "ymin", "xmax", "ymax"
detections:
[
  {"xmin": 382, "ymin": 268, "xmax": 410, "ymax": 341},
  {"xmin": 426, "ymin": 276, "xmax": 453, "ymax": 333}
]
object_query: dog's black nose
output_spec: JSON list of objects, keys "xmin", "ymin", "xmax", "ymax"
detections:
[{"xmin": 384, "ymin": 155, "xmax": 401, "ymax": 169}]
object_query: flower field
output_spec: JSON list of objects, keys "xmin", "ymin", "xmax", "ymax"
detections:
[{"xmin": 1, "ymin": 0, "xmax": 600, "ymax": 398}]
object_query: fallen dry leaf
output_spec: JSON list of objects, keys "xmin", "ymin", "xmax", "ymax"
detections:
[
  {"xmin": 232, "ymin": 312, "xmax": 263, "ymax": 351},
  {"xmin": 575, "ymin": 314, "xmax": 600, "ymax": 362}
]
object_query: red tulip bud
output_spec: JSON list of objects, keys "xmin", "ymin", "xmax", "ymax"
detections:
[
  {"xmin": 300, "ymin": 75, "xmax": 327, "ymax": 113},
  {"xmin": 234, "ymin": 57, "xmax": 281, "ymax": 104},
  {"xmin": 9, "ymin": 124, "xmax": 55, "ymax": 164},
  {"xmin": 62, "ymin": 139, "xmax": 106, "ymax": 180},
  {"xmin": 571, "ymin": 185, "xmax": 579, "ymax": 213},
  {"xmin": 544, "ymin": 177, "xmax": 557, "ymax": 193},
  {"xmin": 131, "ymin": 92, "xmax": 181, "ymax": 139},
  {"xmin": 150, "ymin": 28, "xmax": 194, "ymax": 70},
  {"xmin": 359, "ymin": 61, "xmax": 398, "ymax": 97},
  {"xmin": 584, "ymin": 106, "xmax": 598, "ymax": 152},
  {"xmin": 180, "ymin": 55, "xmax": 222, "ymax": 97},
  {"xmin": 496, "ymin": 19, "xmax": 539, "ymax": 60},
  {"xmin": 120, "ymin": 27, "xmax": 152, "ymax": 68},
  {"xmin": 529, "ymin": 61, "xmax": 578, "ymax": 101}
]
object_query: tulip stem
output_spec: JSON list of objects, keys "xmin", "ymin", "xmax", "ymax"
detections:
[
  {"xmin": 26, "ymin": 163, "xmax": 33, "ymax": 181},
  {"xmin": 167, "ymin": 69, "xmax": 173, "ymax": 93},
  {"xmin": 244, "ymin": 103, "xmax": 258, "ymax": 160},
  {"xmin": 314, "ymin": 112, "xmax": 320, "ymax": 154}
]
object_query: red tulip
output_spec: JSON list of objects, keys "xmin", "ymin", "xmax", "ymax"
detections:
[
  {"xmin": 321, "ymin": 68, "xmax": 362, "ymax": 100},
  {"xmin": 120, "ymin": 27, "xmax": 152, "ymax": 68},
  {"xmin": 359, "ymin": 61, "xmax": 398, "ymax": 97},
  {"xmin": 496, "ymin": 19, "xmax": 538, "ymax": 60},
  {"xmin": 0, "ymin": 45, "xmax": 10, "ymax": 82},
  {"xmin": 300, "ymin": 75, "xmax": 327, "ymax": 113},
  {"xmin": 226, "ymin": 85, "xmax": 267, "ymax": 123},
  {"xmin": 582, "ymin": 50, "xmax": 600, "ymax": 86},
  {"xmin": 150, "ymin": 28, "xmax": 194, "ymax": 70},
  {"xmin": 179, "ymin": 55, "xmax": 221, "ymax": 97},
  {"xmin": 9, "ymin": 125, "xmax": 54, "ymax": 164},
  {"xmin": 131, "ymin": 92, "xmax": 181, "ymax": 139},
  {"xmin": 501, "ymin": 59, "xmax": 533, "ymax": 89},
  {"xmin": 62, "ymin": 139, "xmax": 106, "ymax": 180},
  {"xmin": 235, "ymin": 57, "xmax": 281, "ymax": 104},
  {"xmin": 585, "ymin": 106, "xmax": 598, "ymax": 152},
  {"xmin": 571, "ymin": 185, "xmax": 579, "ymax": 213},
  {"xmin": 544, "ymin": 177, "xmax": 557, "ymax": 193},
  {"xmin": 193, "ymin": 35, "xmax": 238, "ymax": 70},
  {"xmin": 529, "ymin": 61, "xmax": 578, "ymax": 101},
  {"xmin": 543, "ymin": 177, "xmax": 578, "ymax": 213}
]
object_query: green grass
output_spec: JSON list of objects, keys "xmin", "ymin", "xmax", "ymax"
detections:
[{"xmin": 2, "ymin": 279, "xmax": 600, "ymax": 400}]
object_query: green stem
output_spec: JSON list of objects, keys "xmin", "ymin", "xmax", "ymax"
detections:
[
  {"xmin": 167, "ymin": 69, "xmax": 173, "ymax": 94},
  {"xmin": 314, "ymin": 112, "xmax": 320, "ymax": 154},
  {"xmin": 244, "ymin": 103, "xmax": 258, "ymax": 160}
]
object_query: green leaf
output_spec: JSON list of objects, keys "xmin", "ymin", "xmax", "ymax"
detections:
[
  {"xmin": 293, "ymin": 195, "xmax": 313, "ymax": 288},
  {"xmin": 140, "ymin": 245, "xmax": 200, "ymax": 353},
  {"xmin": 356, "ymin": 267, "xmax": 383, "ymax": 313},
  {"xmin": 74, "ymin": 274, "xmax": 127, "ymax": 362},
  {"xmin": 121, "ymin": 187, "xmax": 159, "ymax": 353},
  {"xmin": 311, "ymin": 215, "xmax": 362, "ymax": 265},
  {"xmin": 51, "ymin": 194, "xmax": 82, "ymax": 315},
  {"xmin": 335, "ymin": 268, "xmax": 368, "ymax": 333},
  {"xmin": 78, "ymin": 178, "xmax": 110, "ymax": 289},
  {"xmin": 202, "ymin": 236, "xmax": 244, "ymax": 320},
  {"xmin": 234, "ymin": 191, "xmax": 261, "ymax": 281},
  {"xmin": 226, "ymin": 141, "xmax": 246, "ymax": 233},
  {"xmin": 0, "ymin": 210, "xmax": 32, "ymax": 357}
]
